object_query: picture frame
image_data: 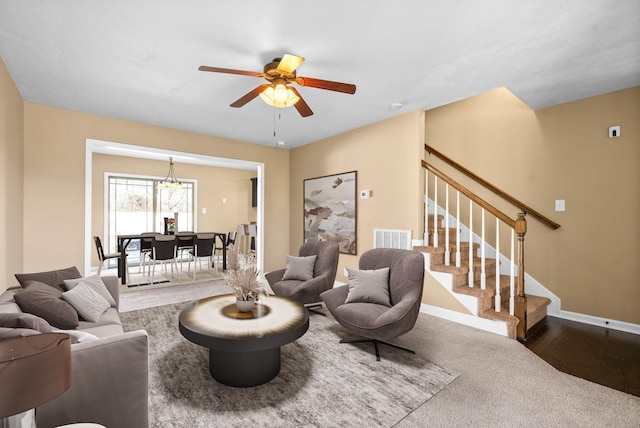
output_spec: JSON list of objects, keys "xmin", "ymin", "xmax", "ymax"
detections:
[{"xmin": 304, "ymin": 171, "xmax": 357, "ymax": 255}]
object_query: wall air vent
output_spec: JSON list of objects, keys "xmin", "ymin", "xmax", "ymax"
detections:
[{"xmin": 373, "ymin": 229, "xmax": 412, "ymax": 250}]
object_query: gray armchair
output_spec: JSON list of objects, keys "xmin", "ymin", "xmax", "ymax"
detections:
[
  {"xmin": 320, "ymin": 248, "xmax": 425, "ymax": 361},
  {"xmin": 265, "ymin": 240, "xmax": 340, "ymax": 313}
]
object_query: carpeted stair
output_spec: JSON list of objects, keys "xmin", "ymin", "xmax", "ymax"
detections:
[{"xmin": 415, "ymin": 214, "xmax": 550, "ymax": 339}]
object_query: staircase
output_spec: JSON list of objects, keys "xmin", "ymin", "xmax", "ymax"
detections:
[{"xmin": 417, "ymin": 213, "xmax": 551, "ymax": 340}]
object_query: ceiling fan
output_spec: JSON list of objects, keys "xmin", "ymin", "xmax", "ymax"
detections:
[{"xmin": 199, "ymin": 54, "xmax": 356, "ymax": 117}]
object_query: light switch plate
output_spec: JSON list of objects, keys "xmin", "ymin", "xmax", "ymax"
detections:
[{"xmin": 555, "ymin": 199, "xmax": 565, "ymax": 212}]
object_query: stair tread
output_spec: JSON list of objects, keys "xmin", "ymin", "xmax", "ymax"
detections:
[
  {"xmin": 479, "ymin": 293, "xmax": 551, "ymax": 337},
  {"xmin": 416, "ymin": 226, "xmax": 551, "ymax": 339}
]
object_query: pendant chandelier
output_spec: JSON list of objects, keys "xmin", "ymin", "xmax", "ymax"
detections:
[{"xmin": 157, "ymin": 156, "xmax": 184, "ymax": 190}]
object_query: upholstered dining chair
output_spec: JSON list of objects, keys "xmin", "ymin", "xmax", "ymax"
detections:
[
  {"xmin": 93, "ymin": 236, "xmax": 129, "ymax": 282},
  {"xmin": 320, "ymin": 248, "xmax": 425, "ymax": 361},
  {"xmin": 213, "ymin": 231, "xmax": 236, "ymax": 270},
  {"xmin": 188, "ymin": 233, "xmax": 216, "ymax": 279},
  {"xmin": 265, "ymin": 240, "xmax": 340, "ymax": 314},
  {"xmin": 175, "ymin": 232, "xmax": 195, "ymax": 271},
  {"xmin": 149, "ymin": 235, "xmax": 179, "ymax": 284},
  {"xmin": 138, "ymin": 232, "xmax": 160, "ymax": 274}
]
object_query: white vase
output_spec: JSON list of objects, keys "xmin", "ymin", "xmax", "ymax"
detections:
[{"xmin": 235, "ymin": 298, "xmax": 255, "ymax": 312}]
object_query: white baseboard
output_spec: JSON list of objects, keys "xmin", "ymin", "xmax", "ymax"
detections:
[
  {"xmin": 420, "ymin": 303, "xmax": 509, "ymax": 337},
  {"xmin": 556, "ymin": 310, "xmax": 640, "ymax": 335}
]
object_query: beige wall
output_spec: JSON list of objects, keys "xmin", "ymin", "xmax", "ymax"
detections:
[
  {"xmin": 20, "ymin": 102, "xmax": 289, "ymax": 285},
  {"xmin": 91, "ymin": 153, "xmax": 256, "ymax": 267},
  {"xmin": 290, "ymin": 111, "xmax": 427, "ymax": 278},
  {"xmin": 0, "ymin": 57, "xmax": 24, "ymax": 292},
  {"xmin": 424, "ymin": 86, "xmax": 640, "ymax": 324},
  {"xmin": 289, "ymin": 110, "xmax": 471, "ymax": 313}
]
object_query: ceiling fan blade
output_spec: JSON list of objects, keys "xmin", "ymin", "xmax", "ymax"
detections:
[
  {"xmin": 199, "ymin": 65, "xmax": 262, "ymax": 77},
  {"xmin": 289, "ymin": 87, "xmax": 313, "ymax": 117},
  {"xmin": 277, "ymin": 54, "xmax": 305, "ymax": 74},
  {"xmin": 230, "ymin": 84, "xmax": 271, "ymax": 107},
  {"xmin": 296, "ymin": 77, "xmax": 356, "ymax": 94}
]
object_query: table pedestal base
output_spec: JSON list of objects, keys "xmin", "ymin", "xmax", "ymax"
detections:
[{"xmin": 209, "ymin": 347, "xmax": 280, "ymax": 387}]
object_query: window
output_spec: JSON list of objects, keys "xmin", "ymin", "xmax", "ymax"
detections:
[{"xmin": 106, "ymin": 175, "xmax": 194, "ymax": 266}]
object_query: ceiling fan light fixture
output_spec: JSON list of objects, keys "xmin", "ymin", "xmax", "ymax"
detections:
[{"xmin": 259, "ymin": 83, "xmax": 300, "ymax": 108}]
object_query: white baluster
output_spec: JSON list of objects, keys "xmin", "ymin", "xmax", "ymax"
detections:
[
  {"xmin": 433, "ymin": 177, "xmax": 439, "ymax": 248},
  {"xmin": 468, "ymin": 200, "xmax": 474, "ymax": 288},
  {"xmin": 455, "ymin": 191, "xmax": 461, "ymax": 267},
  {"xmin": 444, "ymin": 184, "xmax": 450, "ymax": 265},
  {"xmin": 510, "ymin": 228, "xmax": 515, "ymax": 316},
  {"xmin": 495, "ymin": 218, "xmax": 501, "ymax": 312},
  {"xmin": 480, "ymin": 208, "xmax": 486, "ymax": 290},
  {"xmin": 424, "ymin": 169, "xmax": 429, "ymax": 244}
]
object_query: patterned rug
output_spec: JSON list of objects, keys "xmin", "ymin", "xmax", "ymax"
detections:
[{"xmin": 121, "ymin": 302, "xmax": 459, "ymax": 427}]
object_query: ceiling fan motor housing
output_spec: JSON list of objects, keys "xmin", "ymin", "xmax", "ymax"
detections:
[{"xmin": 263, "ymin": 58, "xmax": 296, "ymax": 82}]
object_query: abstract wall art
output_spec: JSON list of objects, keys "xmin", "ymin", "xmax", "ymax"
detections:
[{"xmin": 304, "ymin": 171, "xmax": 357, "ymax": 254}]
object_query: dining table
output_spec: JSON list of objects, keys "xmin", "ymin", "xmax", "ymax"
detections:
[{"xmin": 116, "ymin": 232, "xmax": 227, "ymax": 285}]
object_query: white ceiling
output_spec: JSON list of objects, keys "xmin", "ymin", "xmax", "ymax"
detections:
[{"xmin": 1, "ymin": 1, "xmax": 639, "ymax": 149}]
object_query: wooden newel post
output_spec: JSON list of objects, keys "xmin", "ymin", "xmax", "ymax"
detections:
[{"xmin": 514, "ymin": 212, "xmax": 527, "ymax": 341}]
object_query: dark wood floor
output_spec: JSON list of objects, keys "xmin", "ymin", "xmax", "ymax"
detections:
[{"xmin": 524, "ymin": 316, "xmax": 640, "ymax": 397}]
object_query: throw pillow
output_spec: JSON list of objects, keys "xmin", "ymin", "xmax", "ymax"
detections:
[
  {"xmin": 282, "ymin": 255, "xmax": 317, "ymax": 281},
  {"xmin": 344, "ymin": 267, "xmax": 391, "ymax": 307},
  {"xmin": 64, "ymin": 274, "xmax": 116, "ymax": 307},
  {"xmin": 62, "ymin": 282, "xmax": 110, "ymax": 323},
  {"xmin": 0, "ymin": 312, "xmax": 54, "ymax": 333},
  {"xmin": 14, "ymin": 281, "xmax": 79, "ymax": 329},
  {"xmin": 15, "ymin": 266, "xmax": 82, "ymax": 292}
]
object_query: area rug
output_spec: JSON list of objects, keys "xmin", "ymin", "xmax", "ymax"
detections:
[
  {"xmin": 124, "ymin": 272, "xmax": 170, "ymax": 287},
  {"xmin": 121, "ymin": 271, "xmax": 223, "ymax": 293},
  {"xmin": 121, "ymin": 302, "xmax": 459, "ymax": 427}
]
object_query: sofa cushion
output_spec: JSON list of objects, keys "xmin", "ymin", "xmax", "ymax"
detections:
[
  {"xmin": 14, "ymin": 280, "xmax": 79, "ymax": 329},
  {"xmin": 15, "ymin": 266, "xmax": 82, "ymax": 292},
  {"xmin": 282, "ymin": 255, "xmax": 317, "ymax": 281},
  {"xmin": 0, "ymin": 301, "xmax": 22, "ymax": 314},
  {"xmin": 344, "ymin": 267, "xmax": 391, "ymax": 307},
  {"xmin": 0, "ymin": 312, "xmax": 54, "ymax": 333},
  {"xmin": 51, "ymin": 328, "xmax": 99, "ymax": 344},
  {"xmin": 78, "ymin": 321, "xmax": 125, "ymax": 338},
  {"xmin": 64, "ymin": 275, "xmax": 117, "ymax": 307},
  {"xmin": 0, "ymin": 327, "xmax": 41, "ymax": 338},
  {"xmin": 62, "ymin": 282, "xmax": 111, "ymax": 323}
]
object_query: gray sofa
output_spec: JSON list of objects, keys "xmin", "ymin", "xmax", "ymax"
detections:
[{"xmin": 0, "ymin": 273, "xmax": 149, "ymax": 428}]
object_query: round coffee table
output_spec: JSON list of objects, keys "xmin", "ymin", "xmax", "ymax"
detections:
[{"xmin": 178, "ymin": 294, "xmax": 309, "ymax": 387}]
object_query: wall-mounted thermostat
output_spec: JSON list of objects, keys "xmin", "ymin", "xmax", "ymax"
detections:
[
  {"xmin": 609, "ymin": 125, "xmax": 620, "ymax": 138},
  {"xmin": 360, "ymin": 190, "xmax": 372, "ymax": 199}
]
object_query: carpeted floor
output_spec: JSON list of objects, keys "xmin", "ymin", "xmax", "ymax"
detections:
[
  {"xmin": 121, "ymin": 302, "xmax": 459, "ymax": 428},
  {"xmin": 119, "ymin": 281, "xmax": 640, "ymax": 427}
]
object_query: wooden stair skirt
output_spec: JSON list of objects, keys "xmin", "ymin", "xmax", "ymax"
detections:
[{"xmin": 416, "ymin": 217, "xmax": 551, "ymax": 339}]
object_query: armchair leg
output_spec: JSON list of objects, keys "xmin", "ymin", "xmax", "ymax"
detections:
[
  {"xmin": 305, "ymin": 303, "xmax": 327, "ymax": 316},
  {"xmin": 339, "ymin": 338, "xmax": 416, "ymax": 362}
]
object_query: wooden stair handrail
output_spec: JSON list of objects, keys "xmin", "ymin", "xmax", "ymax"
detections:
[
  {"xmin": 425, "ymin": 144, "xmax": 561, "ymax": 230},
  {"xmin": 422, "ymin": 161, "xmax": 516, "ymax": 229}
]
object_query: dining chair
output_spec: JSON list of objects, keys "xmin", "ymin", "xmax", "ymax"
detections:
[
  {"xmin": 94, "ymin": 236, "xmax": 129, "ymax": 282},
  {"xmin": 176, "ymin": 232, "xmax": 195, "ymax": 272},
  {"xmin": 214, "ymin": 231, "xmax": 235, "ymax": 269},
  {"xmin": 149, "ymin": 235, "xmax": 179, "ymax": 284},
  {"xmin": 138, "ymin": 232, "xmax": 160, "ymax": 275},
  {"xmin": 188, "ymin": 233, "xmax": 216, "ymax": 279}
]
